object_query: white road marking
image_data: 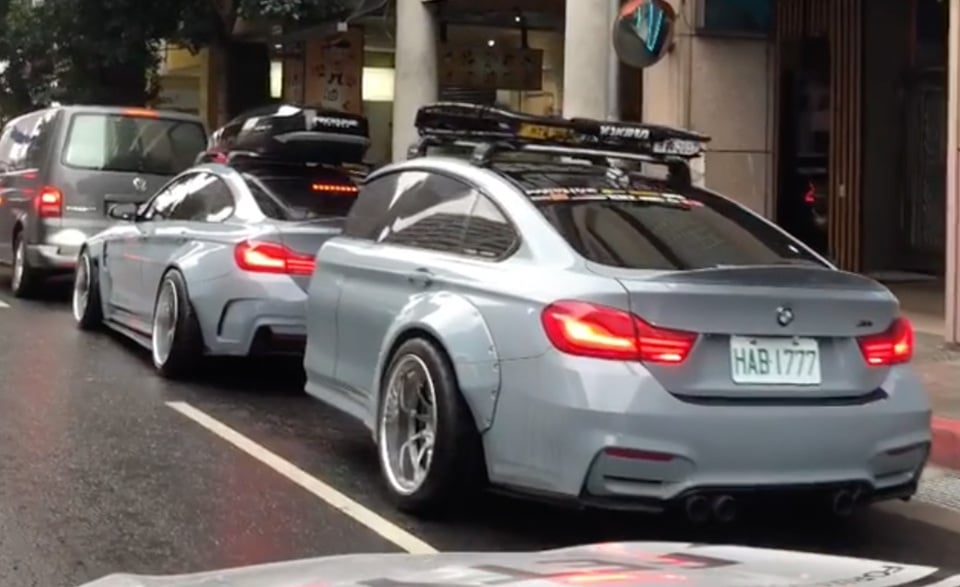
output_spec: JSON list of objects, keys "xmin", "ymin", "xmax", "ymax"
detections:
[
  {"xmin": 0, "ymin": 299, "xmax": 9, "ymax": 308},
  {"xmin": 166, "ymin": 401, "xmax": 438, "ymax": 554},
  {"xmin": 169, "ymin": 400, "xmax": 960, "ymax": 538}
]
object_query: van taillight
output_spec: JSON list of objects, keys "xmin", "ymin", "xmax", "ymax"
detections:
[{"xmin": 36, "ymin": 186, "xmax": 62, "ymax": 217}]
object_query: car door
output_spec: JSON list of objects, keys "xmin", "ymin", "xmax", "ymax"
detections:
[
  {"xmin": 332, "ymin": 170, "xmax": 478, "ymax": 402},
  {"xmin": 137, "ymin": 171, "xmax": 238, "ymax": 310},
  {"xmin": 107, "ymin": 174, "xmax": 196, "ymax": 321}
]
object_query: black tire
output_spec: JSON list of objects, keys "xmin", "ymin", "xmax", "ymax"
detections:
[
  {"xmin": 72, "ymin": 249, "xmax": 103, "ymax": 330},
  {"xmin": 151, "ymin": 269, "xmax": 204, "ymax": 379},
  {"xmin": 376, "ymin": 337, "xmax": 485, "ymax": 515},
  {"xmin": 10, "ymin": 232, "xmax": 43, "ymax": 298}
]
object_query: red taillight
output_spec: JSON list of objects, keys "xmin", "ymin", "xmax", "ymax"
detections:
[
  {"xmin": 803, "ymin": 182, "xmax": 816, "ymax": 205},
  {"xmin": 36, "ymin": 186, "xmax": 62, "ymax": 217},
  {"xmin": 857, "ymin": 317, "xmax": 914, "ymax": 366},
  {"xmin": 311, "ymin": 182, "xmax": 358, "ymax": 194},
  {"xmin": 540, "ymin": 300, "xmax": 697, "ymax": 363},
  {"xmin": 233, "ymin": 240, "xmax": 315, "ymax": 275}
]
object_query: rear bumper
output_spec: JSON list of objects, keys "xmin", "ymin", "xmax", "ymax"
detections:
[
  {"xmin": 198, "ymin": 280, "xmax": 308, "ymax": 357},
  {"xmin": 26, "ymin": 243, "xmax": 79, "ymax": 271},
  {"xmin": 27, "ymin": 218, "xmax": 112, "ymax": 272},
  {"xmin": 482, "ymin": 351, "xmax": 931, "ymax": 509}
]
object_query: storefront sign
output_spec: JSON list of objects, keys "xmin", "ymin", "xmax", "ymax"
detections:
[
  {"xmin": 440, "ymin": 45, "xmax": 543, "ymax": 91},
  {"xmin": 304, "ymin": 28, "xmax": 364, "ymax": 114}
]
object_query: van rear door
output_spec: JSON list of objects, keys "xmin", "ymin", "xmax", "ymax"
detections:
[{"xmin": 52, "ymin": 109, "xmax": 207, "ymax": 224}]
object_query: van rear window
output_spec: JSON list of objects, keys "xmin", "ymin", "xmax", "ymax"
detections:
[{"xmin": 62, "ymin": 113, "xmax": 207, "ymax": 175}]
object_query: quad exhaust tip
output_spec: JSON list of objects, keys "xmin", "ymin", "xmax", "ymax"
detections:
[
  {"xmin": 831, "ymin": 489, "xmax": 861, "ymax": 517},
  {"xmin": 683, "ymin": 495, "xmax": 710, "ymax": 524},
  {"xmin": 711, "ymin": 494, "xmax": 737, "ymax": 523},
  {"xmin": 683, "ymin": 494, "xmax": 737, "ymax": 524}
]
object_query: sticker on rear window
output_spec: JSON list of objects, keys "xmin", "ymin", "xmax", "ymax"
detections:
[{"xmin": 527, "ymin": 187, "xmax": 703, "ymax": 208}]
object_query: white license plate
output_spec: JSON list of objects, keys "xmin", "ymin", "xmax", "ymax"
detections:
[{"xmin": 729, "ymin": 336, "xmax": 821, "ymax": 385}]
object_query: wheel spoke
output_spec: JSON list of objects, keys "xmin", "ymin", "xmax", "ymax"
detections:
[
  {"xmin": 378, "ymin": 353, "xmax": 439, "ymax": 496},
  {"xmin": 151, "ymin": 280, "xmax": 179, "ymax": 367}
]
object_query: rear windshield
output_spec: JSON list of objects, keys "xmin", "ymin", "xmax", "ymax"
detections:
[
  {"xmin": 241, "ymin": 167, "xmax": 359, "ymax": 220},
  {"xmin": 498, "ymin": 164, "xmax": 825, "ymax": 270},
  {"xmin": 62, "ymin": 113, "xmax": 207, "ymax": 175}
]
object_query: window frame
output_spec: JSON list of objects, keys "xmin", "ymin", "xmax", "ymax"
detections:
[
  {"xmin": 58, "ymin": 112, "xmax": 207, "ymax": 173},
  {"xmin": 7, "ymin": 112, "xmax": 43, "ymax": 171},
  {"xmin": 460, "ymin": 192, "xmax": 521, "ymax": 262},
  {"xmin": 344, "ymin": 167, "xmax": 522, "ymax": 262},
  {"xmin": 183, "ymin": 173, "xmax": 237, "ymax": 223},
  {"xmin": 511, "ymin": 173, "xmax": 828, "ymax": 271},
  {"xmin": 139, "ymin": 171, "xmax": 204, "ymax": 221},
  {"xmin": 373, "ymin": 170, "xmax": 479, "ymax": 256},
  {"xmin": 23, "ymin": 109, "xmax": 59, "ymax": 170}
]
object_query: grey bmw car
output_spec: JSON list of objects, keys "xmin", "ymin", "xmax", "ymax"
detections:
[
  {"xmin": 78, "ymin": 541, "xmax": 954, "ymax": 587},
  {"xmin": 72, "ymin": 106, "xmax": 369, "ymax": 378},
  {"xmin": 302, "ymin": 103, "xmax": 930, "ymax": 518}
]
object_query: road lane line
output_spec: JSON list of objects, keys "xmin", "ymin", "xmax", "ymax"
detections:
[
  {"xmin": 166, "ymin": 400, "xmax": 438, "ymax": 554},
  {"xmin": 0, "ymin": 299, "xmax": 8, "ymax": 308}
]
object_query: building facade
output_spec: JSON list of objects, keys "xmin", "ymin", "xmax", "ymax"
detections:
[{"xmin": 263, "ymin": 0, "xmax": 960, "ymax": 342}]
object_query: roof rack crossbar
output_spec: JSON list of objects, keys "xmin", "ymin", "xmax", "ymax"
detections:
[{"xmin": 418, "ymin": 138, "xmax": 694, "ymax": 188}]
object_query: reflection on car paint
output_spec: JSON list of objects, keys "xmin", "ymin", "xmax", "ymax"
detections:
[{"xmin": 356, "ymin": 553, "xmax": 738, "ymax": 587}]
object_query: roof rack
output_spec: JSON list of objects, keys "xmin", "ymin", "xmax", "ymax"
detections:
[{"xmin": 409, "ymin": 102, "xmax": 710, "ymax": 171}]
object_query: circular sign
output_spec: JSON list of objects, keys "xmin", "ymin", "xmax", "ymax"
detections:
[{"xmin": 613, "ymin": 0, "xmax": 676, "ymax": 69}]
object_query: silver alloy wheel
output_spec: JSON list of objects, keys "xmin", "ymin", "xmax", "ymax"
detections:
[
  {"xmin": 151, "ymin": 278, "xmax": 179, "ymax": 367},
  {"xmin": 72, "ymin": 254, "xmax": 90, "ymax": 322},
  {"xmin": 12, "ymin": 238, "xmax": 24, "ymax": 291},
  {"xmin": 378, "ymin": 354, "xmax": 438, "ymax": 496}
]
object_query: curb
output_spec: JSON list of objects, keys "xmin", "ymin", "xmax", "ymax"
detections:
[{"xmin": 931, "ymin": 416, "xmax": 960, "ymax": 471}]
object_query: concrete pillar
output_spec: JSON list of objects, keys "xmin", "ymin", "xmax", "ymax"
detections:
[
  {"xmin": 562, "ymin": 0, "xmax": 613, "ymax": 119},
  {"xmin": 392, "ymin": 0, "xmax": 438, "ymax": 162},
  {"xmin": 605, "ymin": 0, "xmax": 622, "ymax": 120},
  {"xmin": 945, "ymin": 0, "xmax": 960, "ymax": 344},
  {"xmin": 641, "ymin": 0, "xmax": 774, "ymax": 210}
]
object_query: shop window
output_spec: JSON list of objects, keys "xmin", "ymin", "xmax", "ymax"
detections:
[
  {"xmin": 270, "ymin": 60, "xmax": 283, "ymax": 99},
  {"xmin": 363, "ymin": 67, "xmax": 395, "ymax": 101}
]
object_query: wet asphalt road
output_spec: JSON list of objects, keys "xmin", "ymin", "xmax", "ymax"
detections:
[{"xmin": 3, "ymin": 274, "xmax": 960, "ymax": 587}]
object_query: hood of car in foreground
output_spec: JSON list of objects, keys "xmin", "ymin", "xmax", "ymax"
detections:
[{"xmin": 78, "ymin": 541, "xmax": 953, "ymax": 587}]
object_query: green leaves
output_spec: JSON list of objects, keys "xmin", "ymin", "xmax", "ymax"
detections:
[{"xmin": 0, "ymin": 0, "xmax": 368, "ymax": 119}]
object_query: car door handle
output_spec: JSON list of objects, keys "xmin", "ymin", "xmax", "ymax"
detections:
[{"xmin": 407, "ymin": 268, "xmax": 433, "ymax": 287}]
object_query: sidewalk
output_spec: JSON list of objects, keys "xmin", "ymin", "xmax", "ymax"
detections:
[{"xmin": 914, "ymin": 330, "xmax": 960, "ymax": 470}]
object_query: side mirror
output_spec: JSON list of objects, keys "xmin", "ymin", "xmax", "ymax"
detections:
[
  {"xmin": 108, "ymin": 202, "xmax": 139, "ymax": 221},
  {"xmin": 613, "ymin": 0, "xmax": 676, "ymax": 69}
]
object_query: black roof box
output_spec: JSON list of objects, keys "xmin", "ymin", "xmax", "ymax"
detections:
[
  {"xmin": 413, "ymin": 102, "xmax": 709, "ymax": 160},
  {"xmin": 204, "ymin": 104, "xmax": 370, "ymax": 165}
]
